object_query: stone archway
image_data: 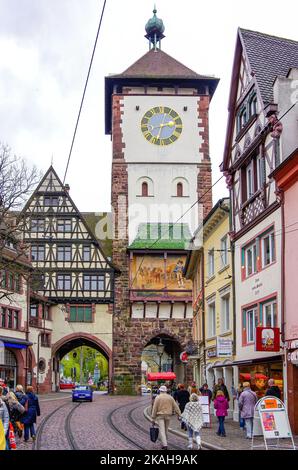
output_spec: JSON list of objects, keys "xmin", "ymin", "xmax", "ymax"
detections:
[{"xmin": 52, "ymin": 332, "xmax": 112, "ymax": 392}]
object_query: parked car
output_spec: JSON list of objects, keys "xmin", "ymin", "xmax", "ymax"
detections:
[
  {"xmin": 72, "ymin": 385, "xmax": 93, "ymax": 402},
  {"xmin": 141, "ymin": 385, "xmax": 151, "ymax": 395}
]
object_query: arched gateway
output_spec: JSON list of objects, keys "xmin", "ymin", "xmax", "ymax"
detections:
[{"xmin": 52, "ymin": 333, "xmax": 112, "ymax": 392}]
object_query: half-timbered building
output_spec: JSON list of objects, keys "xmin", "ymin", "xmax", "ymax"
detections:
[
  {"xmin": 221, "ymin": 28, "xmax": 298, "ymax": 409},
  {"xmin": 21, "ymin": 166, "xmax": 116, "ymax": 392}
]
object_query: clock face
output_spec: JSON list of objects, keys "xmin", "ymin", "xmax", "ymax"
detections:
[{"xmin": 141, "ymin": 106, "xmax": 183, "ymax": 145}]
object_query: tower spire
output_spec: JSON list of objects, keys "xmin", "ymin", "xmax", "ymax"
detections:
[{"xmin": 145, "ymin": 5, "xmax": 165, "ymax": 51}]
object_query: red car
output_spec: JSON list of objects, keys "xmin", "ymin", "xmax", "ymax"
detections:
[{"xmin": 59, "ymin": 382, "xmax": 75, "ymax": 390}]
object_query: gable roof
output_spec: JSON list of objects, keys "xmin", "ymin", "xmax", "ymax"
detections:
[
  {"xmin": 239, "ymin": 28, "xmax": 298, "ymax": 105},
  {"xmin": 222, "ymin": 28, "xmax": 298, "ymax": 171},
  {"xmin": 20, "ymin": 166, "xmax": 118, "ymax": 271},
  {"xmin": 111, "ymin": 48, "xmax": 212, "ymax": 80}
]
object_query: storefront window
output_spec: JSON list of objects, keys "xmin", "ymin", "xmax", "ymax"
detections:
[
  {"xmin": 0, "ymin": 349, "xmax": 17, "ymax": 390},
  {"xmin": 239, "ymin": 362, "xmax": 283, "ymax": 400}
]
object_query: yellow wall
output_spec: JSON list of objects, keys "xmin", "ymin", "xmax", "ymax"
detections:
[{"xmin": 204, "ymin": 211, "xmax": 234, "ymax": 364}]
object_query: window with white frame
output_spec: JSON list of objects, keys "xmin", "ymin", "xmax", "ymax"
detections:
[
  {"xmin": 220, "ymin": 236, "xmax": 228, "ymax": 268},
  {"xmin": 246, "ymin": 161, "xmax": 254, "ymax": 199},
  {"xmin": 31, "ymin": 245, "xmax": 45, "ymax": 261},
  {"xmin": 208, "ymin": 302, "xmax": 216, "ymax": 337},
  {"xmin": 246, "ymin": 307, "xmax": 257, "ymax": 343},
  {"xmin": 245, "ymin": 242, "xmax": 257, "ymax": 277},
  {"xmin": 221, "ymin": 295, "xmax": 230, "ymax": 333},
  {"xmin": 256, "ymin": 154, "xmax": 264, "ymax": 190},
  {"xmin": 262, "ymin": 231, "xmax": 275, "ymax": 267},
  {"xmin": 208, "ymin": 249, "xmax": 215, "ymax": 278},
  {"xmin": 263, "ymin": 300, "xmax": 277, "ymax": 327}
]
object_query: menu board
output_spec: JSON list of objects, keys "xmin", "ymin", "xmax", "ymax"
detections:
[
  {"xmin": 258, "ymin": 397, "xmax": 292, "ymax": 439},
  {"xmin": 199, "ymin": 395, "xmax": 210, "ymax": 424}
]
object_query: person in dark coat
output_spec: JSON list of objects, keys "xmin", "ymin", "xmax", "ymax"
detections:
[
  {"xmin": 212, "ymin": 378, "xmax": 230, "ymax": 401},
  {"xmin": 265, "ymin": 379, "xmax": 281, "ymax": 399},
  {"xmin": 20, "ymin": 386, "xmax": 40, "ymax": 442},
  {"xmin": 199, "ymin": 383, "xmax": 212, "ymax": 402},
  {"xmin": 174, "ymin": 384, "xmax": 190, "ymax": 430}
]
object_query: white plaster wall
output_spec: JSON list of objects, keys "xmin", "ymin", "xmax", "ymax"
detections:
[
  {"xmin": 128, "ymin": 163, "xmax": 199, "ymax": 243},
  {"xmin": 121, "ymin": 95, "xmax": 203, "ymax": 164},
  {"xmin": 234, "ymin": 208, "xmax": 282, "ymax": 362}
]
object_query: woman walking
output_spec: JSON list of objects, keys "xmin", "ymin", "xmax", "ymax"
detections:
[
  {"xmin": 20, "ymin": 386, "xmax": 40, "ymax": 442},
  {"xmin": 214, "ymin": 390, "xmax": 229, "ymax": 437},
  {"xmin": 174, "ymin": 384, "xmax": 190, "ymax": 430},
  {"xmin": 0, "ymin": 386, "xmax": 9, "ymax": 450},
  {"xmin": 181, "ymin": 393, "xmax": 204, "ymax": 449},
  {"xmin": 3, "ymin": 391, "xmax": 25, "ymax": 437}
]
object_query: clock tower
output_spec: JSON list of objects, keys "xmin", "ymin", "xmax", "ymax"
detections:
[{"xmin": 105, "ymin": 8, "xmax": 219, "ymax": 394}]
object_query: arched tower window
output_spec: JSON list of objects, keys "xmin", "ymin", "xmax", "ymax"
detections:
[
  {"xmin": 177, "ymin": 182, "xmax": 183, "ymax": 197},
  {"xmin": 142, "ymin": 182, "xmax": 148, "ymax": 197}
]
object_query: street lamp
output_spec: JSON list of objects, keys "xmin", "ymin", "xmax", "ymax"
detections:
[{"xmin": 156, "ymin": 339, "xmax": 165, "ymax": 373}]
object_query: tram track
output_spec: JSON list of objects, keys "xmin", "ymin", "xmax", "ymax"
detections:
[
  {"xmin": 34, "ymin": 401, "xmax": 81, "ymax": 450},
  {"xmin": 107, "ymin": 399, "xmax": 192, "ymax": 451}
]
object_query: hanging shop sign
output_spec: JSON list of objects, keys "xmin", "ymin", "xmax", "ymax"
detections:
[
  {"xmin": 253, "ymin": 396, "xmax": 295, "ymax": 449},
  {"xmin": 179, "ymin": 351, "xmax": 188, "ymax": 363},
  {"xmin": 255, "ymin": 327, "xmax": 280, "ymax": 352},
  {"xmin": 287, "ymin": 349, "xmax": 298, "ymax": 365},
  {"xmin": 216, "ymin": 337, "xmax": 233, "ymax": 357},
  {"xmin": 207, "ymin": 348, "xmax": 217, "ymax": 358}
]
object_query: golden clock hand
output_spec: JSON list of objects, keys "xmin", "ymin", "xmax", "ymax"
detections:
[{"xmin": 157, "ymin": 113, "xmax": 167, "ymax": 139}]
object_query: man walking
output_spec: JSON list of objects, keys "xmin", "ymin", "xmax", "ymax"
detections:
[
  {"xmin": 151, "ymin": 385, "xmax": 181, "ymax": 450},
  {"xmin": 238, "ymin": 382, "xmax": 257, "ymax": 439}
]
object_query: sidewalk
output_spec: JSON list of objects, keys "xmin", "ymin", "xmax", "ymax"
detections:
[
  {"xmin": 144, "ymin": 406, "xmax": 298, "ymax": 450},
  {"xmin": 37, "ymin": 392, "xmax": 71, "ymax": 402}
]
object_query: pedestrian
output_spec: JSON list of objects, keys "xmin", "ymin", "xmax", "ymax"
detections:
[
  {"xmin": 212, "ymin": 378, "xmax": 230, "ymax": 401},
  {"xmin": 199, "ymin": 383, "xmax": 212, "ymax": 403},
  {"xmin": 2, "ymin": 391, "xmax": 25, "ymax": 437},
  {"xmin": 214, "ymin": 390, "xmax": 229, "ymax": 437},
  {"xmin": 188, "ymin": 381, "xmax": 198, "ymax": 395},
  {"xmin": 236, "ymin": 383, "xmax": 245, "ymax": 430},
  {"xmin": 0, "ymin": 380, "xmax": 8, "ymax": 396},
  {"xmin": 174, "ymin": 384, "xmax": 190, "ymax": 430},
  {"xmin": 0, "ymin": 387, "xmax": 9, "ymax": 448},
  {"xmin": 238, "ymin": 381, "xmax": 257, "ymax": 439},
  {"xmin": 265, "ymin": 379, "xmax": 281, "ymax": 399},
  {"xmin": 20, "ymin": 386, "xmax": 40, "ymax": 442},
  {"xmin": 151, "ymin": 385, "xmax": 181, "ymax": 450},
  {"xmin": 181, "ymin": 393, "xmax": 204, "ymax": 449},
  {"xmin": 14, "ymin": 384, "xmax": 25, "ymax": 402}
]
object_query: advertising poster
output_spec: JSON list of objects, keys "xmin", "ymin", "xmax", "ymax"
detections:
[{"xmin": 258, "ymin": 397, "xmax": 293, "ymax": 440}]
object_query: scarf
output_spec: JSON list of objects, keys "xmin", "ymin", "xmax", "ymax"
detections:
[{"xmin": 181, "ymin": 401, "xmax": 204, "ymax": 432}]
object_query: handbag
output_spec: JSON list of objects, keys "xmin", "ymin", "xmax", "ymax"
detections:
[{"xmin": 150, "ymin": 423, "xmax": 159, "ymax": 443}]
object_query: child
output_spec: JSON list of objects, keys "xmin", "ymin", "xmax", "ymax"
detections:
[{"xmin": 214, "ymin": 390, "xmax": 229, "ymax": 437}]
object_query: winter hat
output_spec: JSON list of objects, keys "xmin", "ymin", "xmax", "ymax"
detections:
[{"xmin": 159, "ymin": 385, "xmax": 167, "ymax": 392}]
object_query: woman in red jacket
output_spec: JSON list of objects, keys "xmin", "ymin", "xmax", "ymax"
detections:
[{"xmin": 214, "ymin": 390, "xmax": 229, "ymax": 437}]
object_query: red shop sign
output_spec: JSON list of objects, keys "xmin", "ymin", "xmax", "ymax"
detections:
[{"xmin": 255, "ymin": 327, "xmax": 280, "ymax": 352}]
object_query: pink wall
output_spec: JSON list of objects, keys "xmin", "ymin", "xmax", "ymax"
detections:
[{"xmin": 284, "ymin": 180, "xmax": 298, "ymax": 340}]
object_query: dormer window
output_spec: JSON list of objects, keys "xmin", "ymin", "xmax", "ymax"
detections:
[
  {"xmin": 249, "ymin": 93, "xmax": 257, "ymax": 116},
  {"xmin": 236, "ymin": 89, "xmax": 258, "ymax": 135}
]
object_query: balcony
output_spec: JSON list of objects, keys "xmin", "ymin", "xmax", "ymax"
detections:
[{"xmin": 241, "ymin": 190, "xmax": 265, "ymax": 226}]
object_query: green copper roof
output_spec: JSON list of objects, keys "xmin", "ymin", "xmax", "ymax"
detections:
[
  {"xmin": 129, "ymin": 223, "xmax": 192, "ymax": 250},
  {"xmin": 145, "ymin": 6, "xmax": 165, "ymax": 36}
]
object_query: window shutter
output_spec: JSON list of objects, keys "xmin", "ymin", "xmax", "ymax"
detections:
[
  {"xmin": 85, "ymin": 307, "xmax": 92, "ymax": 322},
  {"xmin": 70, "ymin": 307, "xmax": 76, "ymax": 322}
]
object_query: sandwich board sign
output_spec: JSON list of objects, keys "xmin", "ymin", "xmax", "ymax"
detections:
[
  {"xmin": 199, "ymin": 395, "xmax": 211, "ymax": 426},
  {"xmin": 252, "ymin": 396, "xmax": 295, "ymax": 450}
]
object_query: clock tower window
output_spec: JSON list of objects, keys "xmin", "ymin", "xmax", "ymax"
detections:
[
  {"xmin": 177, "ymin": 182, "xmax": 183, "ymax": 197},
  {"xmin": 142, "ymin": 182, "xmax": 148, "ymax": 197}
]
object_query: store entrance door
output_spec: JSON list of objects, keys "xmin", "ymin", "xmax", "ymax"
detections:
[{"xmin": 0, "ymin": 349, "xmax": 17, "ymax": 389}]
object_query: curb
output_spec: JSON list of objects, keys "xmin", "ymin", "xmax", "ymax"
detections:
[{"xmin": 143, "ymin": 406, "xmax": 224, "ymax": 451}]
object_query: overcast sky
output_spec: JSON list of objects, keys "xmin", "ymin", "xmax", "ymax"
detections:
[{"xmin": 0, "ymin": 0, "xmax": 297, "ymax": 213}]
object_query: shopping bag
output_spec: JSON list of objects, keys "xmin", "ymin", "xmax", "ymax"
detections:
[
  {"xmin": 0, "ymin": 420, "xmax": 5, "ymax": 451},
  {"xmin": 8, "ymin": 422, "xmax": 17, "ymax": 450},
  {"xmin": 150, "ymin": 423, "xmax": 159, "ymax": 443}
]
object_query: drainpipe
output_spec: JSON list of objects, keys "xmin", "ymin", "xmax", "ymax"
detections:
[
  {"xmin": 36, "ymin": 332, "xmax": 41, "ymax": 394},
  {"xmin": 25, "ymin": 276, "xmax": 30, "ymax": 388},
  {"xmin": 280, "ymin": 191, "xmax": 285, "ymax": 344},
  {"xmin": 201, "ymin": 249, "xmax": 207, "ymax": 383}
]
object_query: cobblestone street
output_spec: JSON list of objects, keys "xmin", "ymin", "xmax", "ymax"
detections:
[{"xmin": 15, "ymin": 394, "xmax": 190, "ymax": 451}]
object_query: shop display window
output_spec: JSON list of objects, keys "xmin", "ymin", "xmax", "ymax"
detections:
[{"xmin": 239, "ymin": 362, "xmax": 283, "ymax": 400}]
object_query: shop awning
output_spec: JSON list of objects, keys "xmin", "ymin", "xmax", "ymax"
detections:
[
  {"xmin": 0, "ymin": 336, "xmax": 33, "ymax": 349},
  {"xmin": 147, "ymin": 372, "xmax": 176, "ymax": 381},
  {"xmin": 232, "ymin": 355, "xmax": 282, "ymax": 366}
]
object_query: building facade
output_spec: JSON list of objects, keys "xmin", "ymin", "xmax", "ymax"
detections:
[
  {"xmin": 107, "ymin": 9, "xmax": 219, "ymax": 393},
  {"xmin": 185, "ymin": 198, "xmax": 234, "ymax": 415},
  {"xmin": 272, "ymin": 147, "xmax": 298, "ymax": 433},
  {"xmin": 221, "ymin": 29, "xmax": 298, "ymax": 411},
  {"xmin": 20, "ymin": 167, "xmax": 115, "ymax": 392}
]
